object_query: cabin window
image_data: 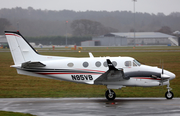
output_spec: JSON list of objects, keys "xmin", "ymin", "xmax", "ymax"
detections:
[
  {"xmin": 103, "ymin": 61, "xmax": 108, "ymax": 67},
  {"xmin": 95, "ymin": 61, "xmax": 101, "ymax": 67},
  {"xmin": 83, "ymin": 62, "xmax": 89, "ymax": 68},
  {"xmin": 67, "ymin": 63, "xmax": 74, "ymax": 67},
  {"xmin": 125, "ymin": 61, "xmax": 131, "ymax": 67},
  {"xmin": 112, "ymin": 61, "xmax": 117, "ymax": 67}
]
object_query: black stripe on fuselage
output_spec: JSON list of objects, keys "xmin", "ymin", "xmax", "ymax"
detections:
[{"xmin": 21, "ymin": 68, "xmax": 104, "ymax": 74}]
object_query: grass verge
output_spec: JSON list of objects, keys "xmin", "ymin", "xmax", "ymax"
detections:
[{"xmin": 0, "ymin": 111, "xmax": 35, "ymax": 116}]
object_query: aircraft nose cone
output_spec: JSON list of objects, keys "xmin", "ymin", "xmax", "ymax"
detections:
[
  {"xmin": 167, "ymin": 71, "xmax": 176, "ymax": 80},
  {"xmin": 164, "ymin": 70, "xmax": 176, "ymax": 80},
  {"xmin": 170, "ymin": 73, "xmax": 176, "ymax": 80}
]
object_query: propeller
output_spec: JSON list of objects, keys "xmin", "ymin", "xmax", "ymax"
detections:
[
  {"xmin": 162, "ymin": 60, "xmax": 164, "ymax": 74},
  {"xmin": 159, "ymin": 60, "xmax": 170, "ymax": 85},
  {"xmin": 159, "ymin": 60, "xmax": 171, "ymax": 94},
  {"xmin": 159, "ymin": 60, "xmax": 163, "ymax": 93},
  {"xmin": 161, "ymin": 60, "xmax": 164, "ymax": 86}
]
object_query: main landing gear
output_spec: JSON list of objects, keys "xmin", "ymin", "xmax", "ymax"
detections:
[
  {"xmin": 105, "ymin": 89, "xmax": 116, "ymax": 100},
  {"xmin": 165, "ymin": 84, "xmax": 174, "ymax": 99}
]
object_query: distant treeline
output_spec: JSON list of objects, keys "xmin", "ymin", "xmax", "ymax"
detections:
[
  {"xmin": 26, "ymin": 36, "xmax": 92, "ymax": 45},
  {"xmin": 1, "ymin": 7, "xmax": 180, "ymax": 36}
]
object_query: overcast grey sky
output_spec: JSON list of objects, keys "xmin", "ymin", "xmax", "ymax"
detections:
[{"xmin": 0, "ymin": 0, "xmax": 180, "ymax": 15}]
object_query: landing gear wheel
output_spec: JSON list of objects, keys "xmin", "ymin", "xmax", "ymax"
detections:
[
  {"xmin": 165, "ymin": 91, "xmax": 174, "ymax": 99},
  {"xmin": 105, "ymin": 89, "xmax": 116, "ymax": 100}
]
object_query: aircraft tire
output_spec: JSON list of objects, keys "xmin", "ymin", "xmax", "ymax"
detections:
[
  {"xmin": 165, "ymin": 91, "xmax": 174, "ymax": 99},
  {"xmin": 105, "ymin": 90, "xmax": 116, "ymax": 100}
]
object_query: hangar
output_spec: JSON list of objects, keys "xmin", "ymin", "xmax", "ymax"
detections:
[
  {"xmin": 0, "ymin": 35, "xmax": 7, "ymax": 43},
  {"xmin": 81, "ymin": 32, "xmax": 178, "ymax": 46},
  {"xmin": 0, "ymin": 35, "xmax": 8, "ymax": 48}
]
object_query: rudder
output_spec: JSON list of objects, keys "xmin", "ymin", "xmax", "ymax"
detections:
[{"xmin": 5, "ymin": 31, "xmax": 39, "ymax": 65}]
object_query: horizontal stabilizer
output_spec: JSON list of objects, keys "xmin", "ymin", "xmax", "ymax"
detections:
[{"xmin": 21, "ymin": 61, "xmax": 46, "ymax": 68}]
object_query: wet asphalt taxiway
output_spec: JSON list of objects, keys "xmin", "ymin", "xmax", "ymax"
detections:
[{"xmin": 0, "ymin": 98, "xmax": 180, "ymax": 116}]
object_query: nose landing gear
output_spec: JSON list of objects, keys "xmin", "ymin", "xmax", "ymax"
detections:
[{"xmin": 165, "ymin": 84, "xmax": 174, "ymax": 99}]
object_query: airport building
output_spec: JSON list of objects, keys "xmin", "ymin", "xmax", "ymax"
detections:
[
  {"xmin": 0, "ymin": 35, "xmax": 8, "ymax": 48},
  {"xmin": 81, "ymin": 32, "xmax": 178, "ymax": 46},
  {"xmin": 0, "ymin": 35, "xmax": 7, "ymax": 43}
]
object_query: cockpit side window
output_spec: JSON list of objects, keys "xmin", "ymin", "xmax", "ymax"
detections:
[{"xmin": 125, "ymin": 61, "xmax": 131, "ymax": 67}]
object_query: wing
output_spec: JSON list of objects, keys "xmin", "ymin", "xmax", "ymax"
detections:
[{"xmin": 94, "ymin": 59, "xmax": 128, "ymax": 85}]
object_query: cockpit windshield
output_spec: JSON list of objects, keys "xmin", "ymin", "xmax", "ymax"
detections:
[
  {"xmin": 133, "ymin": 60, "xmax": 141, "ymax": 66},
  {"xmin": 124, "ymin": 59, "xmax": 141, "ymax": 67}
]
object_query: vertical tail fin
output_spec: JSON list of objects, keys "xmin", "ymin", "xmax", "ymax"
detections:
[{"xmin": 5, "ymin": 31, "xmax": 39, "ymax": 65}]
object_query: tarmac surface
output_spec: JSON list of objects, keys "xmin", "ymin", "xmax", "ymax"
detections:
[{"xmin": 0, "ymin": 98, "xmax": 180, "ymax": 116}]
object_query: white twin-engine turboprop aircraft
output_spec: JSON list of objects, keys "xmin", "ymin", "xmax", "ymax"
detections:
[{"xmin": 5, "ymin": 31, "xmax": 176, "ymax": 100}]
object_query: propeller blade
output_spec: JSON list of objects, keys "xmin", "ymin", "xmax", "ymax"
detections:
[
  {"xmin": 162, "ymin": 60, "xmax": 164, "ymax": 74},
  {"xmin": 160, "ymin": 60, "xmax": 165, "ymax": 87}
]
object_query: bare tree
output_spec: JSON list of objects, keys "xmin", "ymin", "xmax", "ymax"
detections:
[
  {"xmin": 0, "ymin": 18, "xmax": 11, "ymax": 34},
  {"xmin": 156, "ymin": 26, "xmax": 172, "ymax": 34},
  {"xmin": 71, "ymin": 19, "xmax": 118, "ymax": 36}
]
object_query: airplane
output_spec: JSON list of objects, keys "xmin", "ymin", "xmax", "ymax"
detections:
[{"xmin": 5, "ymin": 31, "xmax": 176, "ymax": 100}]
